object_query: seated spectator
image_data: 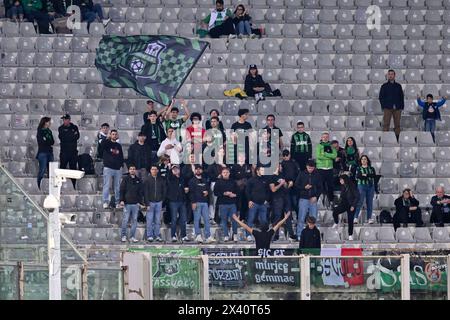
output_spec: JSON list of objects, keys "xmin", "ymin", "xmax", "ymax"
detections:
[
  {"xmin": 430, "ymin": 186, "xmax": 450, "ymax": 227},
  {"xmin": 417, "ymin": 94, "xmax": 447, "ymax": 143},
  {"xmin": 393, "ymin": 188, "xmax": 423, "ymax": 230},
  {"xmin": 198, "ymin": 0, "xmax": 235, "ymax": 39},
  {"xmin": 299, "ymin": 216, "xmax": 321, "ymax": 252},
  {"xmin": 74, "ymin": 0, "xmax": 109, "ymax": 26},
  {"xmin": 5, "ymin": 0, "xmax": 24, "ymax": 22},
  {"xmin": 157, "ymin": 127, "xmax": 183, "ymax": 165},
  {"xmin": 232, "ymin": 4, "xmax": 255, "ymax": 38},
  {"xmin": 244, "ymin": 65, "xmax": 281, "ymax": 104},
  {"xmin": 22, "ymin": 0, "xmax": 52, "ymax": 33}
]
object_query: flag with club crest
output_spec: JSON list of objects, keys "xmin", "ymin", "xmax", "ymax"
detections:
[{"xmin": 95, "ymin": 35, "xmax": 208, "ymax": 106}]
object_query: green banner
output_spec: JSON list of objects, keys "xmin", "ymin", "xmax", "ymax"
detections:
[
  {"xmin": 95, "ymin": 35, "xmax": 208, "ymax": 105},
  {"xmin": 378, "ymin": 270, "xmax": 447, "ymax": 293},
  {"xmin": 129, "ymin": 247, "xmax": 201, "ymax": 290}
]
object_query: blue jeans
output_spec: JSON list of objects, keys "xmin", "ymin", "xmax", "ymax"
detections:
[
  {"xmin": 194, "ymin": 202, "xmax": 211, "ymax": 238},
  {"xmin": 424, "ymin": 119, "xmax": 436, "ymax": 141},
  {"xmin": 169, "ymin": 201, "xmax": 187, "ymax": 238},
  {"xmin": 121, "ymin": 204, "xmax": 139, "ymax": 238},
  {"xmin": 354, "ymin": 184, "xmax": 375, "ymax": 220},
  {"xmin": 219, "ymin": 204, "xmax": 238, "ymax": 237},
  {"xmin": 297, "ymin": 198, "xmax": 318, "ymax": 236},
  {"xmin": 81, "ymin": 4, "xmax": 104, "ymax": 23},
  {"xmin": 246, "ymin": 203, "xmax": 268, "ymax": 236},
  {"xmin": 7, "ymin": 6, "xmax": 24, "ymax": 18},
  {"xmin": 236, "ymin": 20, "xmax": 252, "ymax": 35},
  {"xmin": 102, "ymin": 167, "xmax": 122, "ymax": 204},
  {"xmin": 146, "ymin": 201, "xmax": 162, "ymax": 238},
  {"xmin": 36, "ymin": 152, "xmax": 53, "ymax": 188}
]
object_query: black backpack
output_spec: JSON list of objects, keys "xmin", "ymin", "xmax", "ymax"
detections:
[
  {"xmin": 78, "ymin": 153, "xmax": 95, "ymax": 175},
  {"xmin": 379, "ymin": 209, "xmax": 393, "ymax": 224}
]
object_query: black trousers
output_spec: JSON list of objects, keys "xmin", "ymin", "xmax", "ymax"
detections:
[
  {"xmin": 60, "ymin": 150, "xmax": 78, "ymax": 188},
  {"xmin": 271, "ymin": 196, "xmax": 295, "ymax": 239},
  {"xmin": 430, "ymin": 207, "xmax": 450, "ymax": 227},
  {"xmin": 333, "ymin": 202, "xmax": 356, "ymax": 236},
  {"xmin": 292, "ymin": 153, "xmax": 309, "ymax": 171},
  {"xmin": 209, "ymin": 19, "xmax": 236, "ymax": 38},
  {"xmin": 318, "ymin": 169, "xmax": 334, "ymax": 202},
  {"xmin": 393, "ymin": 207, "xmax": 423, "ymax": 230}
]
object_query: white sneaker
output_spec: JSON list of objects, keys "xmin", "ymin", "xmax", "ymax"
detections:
[
  {"xmin": 233, "ymin": 234, "xmax": 238, "ymax": 242},
  {"xmin": 250, "ymin": 33, "xmax": 257, "ymax": 39},
  {"xmin": 348, "ymin": 235, "xmax": 354, "ymax": 241},
  {"xmin": 332, "ymin": 223, "xmax": 339, "ymax": 229},
  {"xmin": 223, "ymin": 236, "xmax": 229, "ymax": 242},
  {"xmin": 103, "ymin": 203, "xmax": 109, "ymax": 209},
  {"xmin": 246, "ymin": 235, "xmax": 253, "ymax": 242},
  {"xmin": 195, "ymin": 234, "xmax": 203, "ymax": 243},
  {"xmin": 130, "ymin": 237, "xmax": 138, "ymax": 243},
  {"xmin": 353, "ymin": 218, "xmax": 359, "ymax": 224},
  {"xmin": 181, "ymin": 236, "xmax": 189, "ymax": 242},
  {"xmin": 368, "ymin": 218, "xmax": 374, "ymax": 224},
  {"xmin": 228, "ymin": 34, "xmax": 236, "ymax": 39},
  {"xmin": 147, "ymin": 237, "xmax": 154, "ymax": 242},
  {"xmin": 155, "ymin": 236, "xmax": 163, "ymax": 242},
  {"xmin": 171, "ymin": 236, "xmax": 177, "ymax": 242},
  {"xmin": 121, "ymin": 236, "xmax": 127, "ymax": 242},
  {"xmin": 206, "ymin": 236, "xmax": 216, "ymax": 243}
]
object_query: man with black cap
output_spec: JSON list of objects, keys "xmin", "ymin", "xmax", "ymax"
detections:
[
  {"xmin": 127, "ymin": 132, "xmax": 152, "ymax": 178},
  {"xmin": 166, "ymin": 165, "xmax": 189, "ymax": 242},
  {"xmin": 231, "ymin": 108, "xmax": 252, "ymax": 164},
  {"xmin": 295, "ymin": 159, "xmax": 322, "ymax": 240},
  {"xmin": 58, "ymin": 114, "xmax": 80, "ymax": 188},
  {"xmin": 244, "ymin": 64, "xmax": 277, "ymax": 104}
]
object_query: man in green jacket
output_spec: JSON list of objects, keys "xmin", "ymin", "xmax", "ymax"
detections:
[{"xmin": 315, "ymin": 132, "xmax": 337, "ymax": 206}]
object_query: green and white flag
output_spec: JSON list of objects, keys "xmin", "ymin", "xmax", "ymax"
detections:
[{"xmin": 95, "ymin": 35, "xmax": 208, "ymax": 105}]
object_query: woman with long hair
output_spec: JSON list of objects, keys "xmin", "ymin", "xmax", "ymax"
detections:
[
  {"xmin": 332, "ymin": 174, "xmax": 360, "ymax": 240},
  {"xmin": 233, "ymin": 4, "xmax": 254, "ymax": 38},
  {"xmin": 393, "ymin": 188, "xmax": 423, "ymax": 230},
  {"xmin": 344, "ymin": 137, "xmax": 360, "ymax": 174},
  {"xmin": 36, "ymin": 117, "xmax": 54, "ymax": 189},
  {"xmin": 353, "ymin": 155, "xmax": 377, "ymax": 224}
]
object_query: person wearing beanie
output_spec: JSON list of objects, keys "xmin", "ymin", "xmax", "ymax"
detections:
[
  {"xmin": 315, "ymin": 132, "xmax": 337, "ymax": 207},
  {"xmin": 244, "ymin": 64, "xmax": 275, "ymax": 104}
]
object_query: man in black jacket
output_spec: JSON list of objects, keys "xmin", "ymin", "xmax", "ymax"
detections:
[
  {"xmin": 127, "ymin": 132, "xmax": 152, "ymax": 178},
  {"xmin": 101, "ymin": 129, "xmax": 124, "ymax": 209},
  {"xmin": 144, "ymin": 165, "xmax": 167, "ymax": 242},
  {"xmin": 379, "ymin": 69, "xmax": 405, "ymax": 141},
  {"xmin": 167, "ymin": 165, "xmax": 189, "ymax": 242},
  {"xmin": 141, "ymin": 110, "xmax": 166, "ymax": 165},
  {"xmin": 189, "ymin": 165, "xmax": 216, "ymax": 243},
  {"xmin": 295, "ymin": 160, "xmax": 322, "ymax": 239},
  {"xmin": 214, "ymin": 167, "xmax": 239, "ymax": 242},
  {"xmin": 430, "ymin": 187, "xmax": 450, "ymax": 227},
  {"xmin": 119, "ymin": 165, "xmax": 144, "ymax": 243},
  {"xmin": 332, "ymin": 175, "xmax": 360, "ymax": 240},
  {"xmin": 58, "ymin": 114, "xmax": 79, "ymax": 188},
  {"xmin": 281, "ymin": 150, "xmax": 300, "ymax": 219},
  {"xmin": 245, "ymin": 166, "xmax": 270, "ymax": 241},
  {"xmin": 299, "ymin": 216, "xmax": 321, "ymax": 252}
]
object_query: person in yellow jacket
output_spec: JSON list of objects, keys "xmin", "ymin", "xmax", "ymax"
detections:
[{"xmin": 315, "ymin": 132, "xmax": 337, "ymax": 207}]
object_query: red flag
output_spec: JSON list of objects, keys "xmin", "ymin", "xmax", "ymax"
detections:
[{"xmin": 341, "ymin": 248, "xmax": 364, "ymax": 286}]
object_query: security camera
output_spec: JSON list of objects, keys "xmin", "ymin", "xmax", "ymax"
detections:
[
  {"xmin": 54, "ymin": 169, "xmax": 85, "ymax": 180},
  {"xmin": 43, "ymin": 194, "xmax": 60, "ymax": 210}
]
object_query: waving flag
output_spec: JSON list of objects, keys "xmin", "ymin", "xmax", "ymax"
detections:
[{"xmin": 95, "ymin": 35, "xmax": 208, "ymax": 105}]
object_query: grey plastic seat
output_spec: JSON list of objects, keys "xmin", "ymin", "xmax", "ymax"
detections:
[
  {"xmin": 418, "ymin": 146, "xmax": 435, "ymax": 161},
  {"xmin": 299, "ymin": 39, "xmax": 316, "ymax": 53},
  {"xmin": 379, "ymin": 178, "xmax": 398, "ymax": 193},
  {"xmin": 292, "ymin": 101, "xmax": 311, "ymax": 114},
  {"xmin": 381, "ymin": 132, "xmax": 399, "ymax": 147},
  {"xmin": 418, "ymin": 162, "xmax": 435, "ymax": 177},
  {"xmin": 314, "ymin": 85, "xmax": 333, "ymax": 99},
  {"xmin": 352, "ymin": 39, "xmax": 370, "ymax": 53},
  {"xmin": 406, "ymin": 41, "xmax": 423, "ymax": 54},
  {"xmin": 316, "ymin": 68, "xmax": 333, "ymax": 82},
  {"xmin": 263, "ymin": 53, "xmax": 280, "ymax": 67},
  {"xmin": 360, "ymin": 228, "xmax": 378, "ymax": 243},
  {"xmin": 91, "ymin": 228, "xmax": 109, "ymax": 244},
  {"xmin": 317, "ymin": 25, "xmax": 335, "ymax": 38},
  {"xmin": 436, "ymin": 147, "xmax": 450, "ymax": 161},
  {"xmin": 76, "ymin": 212, "xmax": 92, "ymax": 225},
  {"xmin": 73, "ymin": 228, "xmax": 92, "ymax": 244},
  {"xmin": 399, "ymin": 147, "xmax": 417, "ymax": 161},
  {"xmin": 378, "ymin": 227, "xmax": 396, "ymax": 242},
  {"xmin": 265, "ymin": 24, "xmax": 282, "ymax": 37},
  {"xmin": 336, "ymin": 24, "xmax": 353, "ymax": 38},
  {"xmin": 399, "ymin": 162, "xmax": 416, "ymax": 177},
  {"xmin": 414, "ymin": 228, "xmax": 432, "ymax": 242},
  {"xmin": 324, "ymin": 228, "xmax": 342, "ymax": 243},
  {"xmin": 432, "ymin": 227, "xmax": 450, "ymax": 243},
  {"xmin": 399, "ymin": 132, "xmax": 418, "ymax": 146},
  {"xmin": 297, "ymin": 85, "xmax": 315, "ymax": 99},
  {"xmin": 436, "ymin": 162, "xmax": 450, "ymax": 177},
  {"xmin": 424, "ymin": 26, "xmax": 442, "ymax": 41},
  {"xmin": 329, "ymin": 101, "xmax": 347, "ymax": 115},
  {"xmin": 396, "ymin": 228, "xmax": 415, "ymax": 243}
]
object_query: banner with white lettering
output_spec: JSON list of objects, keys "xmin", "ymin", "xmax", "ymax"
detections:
[{"xmin": 320, "ymin": 248, "xmax": 345, "ymax": 286}]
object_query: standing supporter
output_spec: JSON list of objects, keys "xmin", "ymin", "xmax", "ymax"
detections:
[
  {"xmin": 353, "ymin": 155, "xmax": 377, "ymax": 225},
  {"xmin": 280, "ymin": 150, "xmax": 300, "ymax": 228},
  {"xmin": 231, "ymin": 108, "xmax": 252, "ymax": 164},
  {"xmin": 295, "ymin": 160, "xmax": 322, "ymax": 239},
  {"xmin": 231, "ymin": 154, "xmax": 253, "ymax": 221},
  {"xmin": 157, "ymin": 127, "xmax": 183, "ymax": 165},
  {"xmin": 245, "ymin": 166, "xmax": 271, "ymax": 241},
  {"xmin": 101, "ymin": 129, "xmax": 124, "ymax": 209},
  {"xmin": 96, "ymin": 123, "xmax": 109, "ymax": 161},
  {"xmin": 416, "ymin": 94, "xmax": 447, "ymax": 143},
  {"xmin": 316, "ymin": 132, "xmax": 337, "ymax": 206},
  {"xmin": 119, "ymin": 165, "xmax": 144, "ymax": 243},
  {"xmin": 144, "ymin": 165, "xmax": 166, "ymax": 242},
  {"xmin": 290, "ymin": 121, "xmax": 312, "ymax": 171},
  {"xmin": 344, "ymin": 137, "xmax": 359, "ymax": 175},
  {"xmin": 163, "ymin": 99, "xmax": 190, "ymax": 142},
  {"xmin": 205, "ymin": 109, "xmax": 225, "ymax": 132},
  {"xmin": 214, "ymin": 167, "xmax": 239, "ymax": 242},
  {"xmin": 299, "ymin": 216, "xmax": 321, "ymax": 251},
  {"xmin": 167, "ymin": 165, "xmax": 189, "ymax": 242},
  {"xmin": 58, "ymin": 114, "xmax": 79, "ymax": 189},
  {"xmin": 36, "ymin": 117, "xmax": 54, "ymax": 189},
  {"xmin": 379, "ymin": 69, "xmax": 404, "ymax": 141},
  {"xmin": 332, "ymin": 175, "xmax": 360, "ymax": 241},
  {"xmin": 140, "ymin": 110, "xmax": 166, "ymax": 165},
  {"xmin": 263, "ymin": 114, "xmax": 283, "ymax": 151},
  {"xmin": 127, "ymin": 132, "xmax": 152, "ymax": 178}
]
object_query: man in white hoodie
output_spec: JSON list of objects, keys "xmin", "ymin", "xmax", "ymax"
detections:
[{"xmin": 157, "ymin": 127, "xmax": 183, "ymax": 165}]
